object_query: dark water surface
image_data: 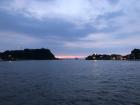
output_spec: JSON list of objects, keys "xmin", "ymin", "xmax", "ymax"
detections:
[{"xmin": 0, "ymin": 60, "xmax": 140, "ymax": 105}]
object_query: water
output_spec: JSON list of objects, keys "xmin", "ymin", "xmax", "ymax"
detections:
[{"xmin": 0, "ymin": 60, "xmax": 140, "ymax": 105}]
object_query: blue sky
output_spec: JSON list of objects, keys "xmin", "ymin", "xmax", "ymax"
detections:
[{"xmin": 0, "ymin": 0, "xmax": 140, "ymax": 57}]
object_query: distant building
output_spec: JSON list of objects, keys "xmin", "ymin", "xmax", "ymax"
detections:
[{"xmin": 111, "ymin": 54, "xmax": 123, "ymax": 60}]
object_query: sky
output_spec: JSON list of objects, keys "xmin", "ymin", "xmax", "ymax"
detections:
[{"xmin": 0, "ymin": 0, "xmax": 140, "ymax": 58}]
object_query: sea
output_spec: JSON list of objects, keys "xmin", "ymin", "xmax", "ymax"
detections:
[{"xmin": 0, "ymin": 60, "xmax": 140, "ymax": 105}]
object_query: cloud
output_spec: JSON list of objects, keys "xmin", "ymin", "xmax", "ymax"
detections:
[
  {"xmin": 1, "ymin": 0, "xmax": 140, "ymax": 31},
  {"xmin": 1, "ymin": 0, "xmax": 121, "ymax": 25},
  {"xmin": 64, "ymin": 32, "xmax": 140, "ymax": 49},
  {"xmin": 0, "ymin": 9, "xmax": 94, "ymax": 41},
  {"xmin": 0, "ymin": 0, "xmax": 140, "ymax": 55}
]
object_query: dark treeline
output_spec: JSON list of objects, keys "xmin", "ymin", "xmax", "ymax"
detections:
[
  {"xmin": 0, "ymin": 48, "xmax": 56, "ymax": 61},
  {"xmin": 86, "ymin": 49, "xmax": 140, "ymax": 60}
]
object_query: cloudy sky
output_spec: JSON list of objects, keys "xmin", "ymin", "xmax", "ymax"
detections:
[{"xmin": 0, "ymin": 0, "xmax": 140, "ymax": 57}]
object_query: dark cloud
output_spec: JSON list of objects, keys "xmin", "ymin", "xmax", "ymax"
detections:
[{"xmin": 0, "ymin": 9, "xmax": 98, "ymax": 41}]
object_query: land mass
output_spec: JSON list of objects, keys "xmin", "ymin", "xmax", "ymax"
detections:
[
  {"xmin": 86, "ymin": 49, "xmax": 140, "ymax": 60},
  {"xmin": 0, "ymin": 48, "xmax": 140, "ymax": 61},
  {"xmin": 0, "ymin": 48, "xmax": 56, "ymax": 61}
]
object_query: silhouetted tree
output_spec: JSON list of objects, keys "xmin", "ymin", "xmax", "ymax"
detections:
[{"xmin": 130, "ymin": 49, "xmax": 140, "ymax": 59}]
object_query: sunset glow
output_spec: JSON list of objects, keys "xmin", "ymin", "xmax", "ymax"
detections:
[{"xmin": 56, "ymin": 55, "xmax": 85, "ymax": 59}]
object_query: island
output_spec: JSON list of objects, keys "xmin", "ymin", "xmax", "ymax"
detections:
[
  {"xmin": 86, "ymin": 49, "xmax": 140, "ymax": 60},
  {"xmin": 0, "ymin": 48, "xmax": 56, "ymax": 61}
]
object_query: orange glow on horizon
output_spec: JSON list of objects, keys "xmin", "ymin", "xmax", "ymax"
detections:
[{"xmin": 56, "ymin": 55, "xmax": 85, "ymax": 59}]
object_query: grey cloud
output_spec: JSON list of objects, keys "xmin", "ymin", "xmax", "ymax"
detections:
[{"xmin": 0, "ymin": 9, "xmax": 99, "ymax": 40}]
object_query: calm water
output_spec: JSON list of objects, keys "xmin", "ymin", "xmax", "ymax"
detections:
[{"xmin": 0, "ymin": 60, "xmax": 140, "ymax": 105}]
